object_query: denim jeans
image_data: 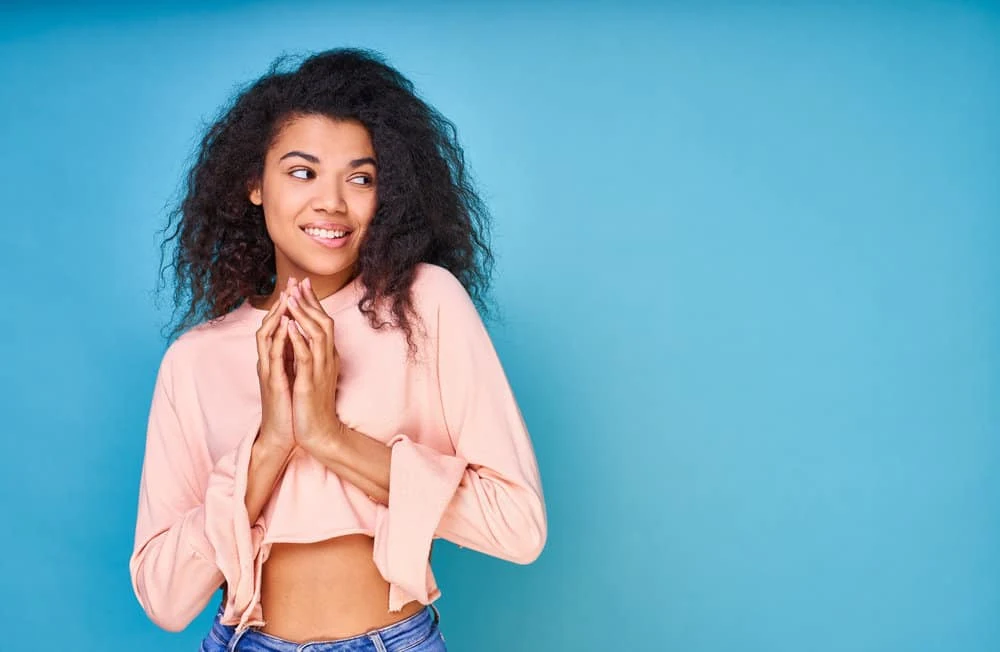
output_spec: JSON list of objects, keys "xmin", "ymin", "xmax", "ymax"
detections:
[{"xmin": 200, "ymin": 601, "xmax": 447, "ymax": 652}]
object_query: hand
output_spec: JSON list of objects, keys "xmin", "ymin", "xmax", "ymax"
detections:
[
  {"xmin": 254, "ymin": 277, "xmax": 299, "ymax": 454},
  {"xmin": 284, "ymin": 276, "xmax": 346, "ymax": 451}
]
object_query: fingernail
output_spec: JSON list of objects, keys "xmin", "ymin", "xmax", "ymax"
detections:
[{"xmin": 303, "ymin": 277, "xmax": 311, "ymax": 288}]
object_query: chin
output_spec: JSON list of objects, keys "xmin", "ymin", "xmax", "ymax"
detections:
[{"xmin": 293, "ymin": 252, "xmax": 358, "ymax": 277}]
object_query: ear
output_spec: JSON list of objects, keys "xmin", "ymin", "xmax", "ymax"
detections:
[{"xmin": 248, "ymin": 179, "xmax": 262, "ymax": 206}]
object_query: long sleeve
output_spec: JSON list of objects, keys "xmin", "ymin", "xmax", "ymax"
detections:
[
  {"xmin": 128, "ymin": 344, "xmax": 266, "ymax": 632},
  {"xmin": 371, "ymin": 272, "xmax": 547, "ymax": 610}
]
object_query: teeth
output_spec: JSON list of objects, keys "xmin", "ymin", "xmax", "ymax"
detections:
[{"xmin": 304, "ymin": 227, "xmax": 348, "ymax": 239}]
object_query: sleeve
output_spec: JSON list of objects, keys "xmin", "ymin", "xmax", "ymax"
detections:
[
  {"xmin": 371, "ymin": 273, "xmax": 547, "ymax": 610},
  {"xmin": 128, "ymin": 345, "xmax": 267, "ymax": 632}
]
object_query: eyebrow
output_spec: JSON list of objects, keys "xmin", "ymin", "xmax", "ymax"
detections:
[{"xmin": 278, "ymin": 151, "xmax": 377, "ymax": 168}]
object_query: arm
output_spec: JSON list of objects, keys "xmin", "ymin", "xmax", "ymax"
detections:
[
  {"xmin": 307, "ymin": 428, "xmax": 390, "ymax": 506},
  {"xmin": 311, "ymin": 408, "xmax": 543, "ymax": 562},
  {"xmin": 128, "ymin": 347, "xmax": 288, "ymax": 632},
  {"xmin": 312, "ymin": 271, "xmax": 547, "ymax": 609},
  {"xmin": 245, "ymin": 435, "xmax": 296, "ymax": 524}
]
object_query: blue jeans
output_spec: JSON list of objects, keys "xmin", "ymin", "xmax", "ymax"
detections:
[{"xmin": 200, "ymin": 601, "xmax": 448, "ymax": 651}]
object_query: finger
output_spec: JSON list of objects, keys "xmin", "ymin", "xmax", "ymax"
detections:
[
  {"xmin": 288, "ymin": 290, "xmax": 325, "ymax": 332},
  {"xmin": 286, "ymin": 294, "xmax": 327, "ymax": 364},
  {"xmin": 259, "ymin": 292, "xmax": 288, "ymax": 349},
  {"xmin": 269, "ymin": 314, "xmax": 291, "ymax": 389},
  {"xmin": 299, "ymin": 282, "xmax": 339, "ymax": 385},
  {"xmin": 298, "ymin": 280, "xmax": 335, "ymax": 340},
  {"xmin": 256, "ymin": 291, "xmax": 287, "ymax": 378},
  {"xmin": 299, "ymin": 277, "xmax": 324, "ymax": 311},
  {"xmin": 286, "ymin": 318, "xmax": 313, "ymax": 391},
  {"xmin": 290, "ymin": 294, "xmax": 330, "ymax": 376},
  {"xmin": 289, "ymin": 287, "xmax": 334, "ymax": 361}
]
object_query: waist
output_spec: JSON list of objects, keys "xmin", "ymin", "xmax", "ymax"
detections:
[
  {"xmin": 211, "ymin": 599, "xmax": 441, "ymax": 651},
  {"xmin": 256, "ymin": 534, "xmax": 426, "ymax": 641}
]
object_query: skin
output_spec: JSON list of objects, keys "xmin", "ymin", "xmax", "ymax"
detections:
[
  {"xmin": 249, "ymin": 113, "xmax": 378, "ymax": 303},
  {"xmin": 237, "ymin": 114, "xmax": 425, "ymax": 641}
]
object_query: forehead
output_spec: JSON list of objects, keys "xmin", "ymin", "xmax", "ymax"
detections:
[{"xmin": 268, "ymin": 114, "xmax": 374, "ymax": 160}]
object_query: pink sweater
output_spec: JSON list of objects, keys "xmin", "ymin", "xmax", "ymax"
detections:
[{"xmin": 128, "ymin": 263, "xmax": 547, "ymax": 633}]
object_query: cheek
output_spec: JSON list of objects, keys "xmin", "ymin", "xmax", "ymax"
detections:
[
  {"xmin": 356, "ymin": 197, "xmax": 379, "ymax": 227},
  {"xmin": 261, "ymin": 207, "xmax": 300, "ymax": 250},
  {"xmin": 262, "ymin": 187, "xmax": 304, "ymax": 226}
]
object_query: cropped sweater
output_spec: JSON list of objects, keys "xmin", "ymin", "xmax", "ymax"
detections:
[{"xmin": 128, "ymin": 262, "xmax": 547, "ymax": 633}]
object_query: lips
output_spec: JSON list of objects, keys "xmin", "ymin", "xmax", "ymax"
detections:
[
  {"xmin": 300, "ymin": 222, "xmax": 353, "ymax": 232},
  {"xmin": 301, "ymin": 225, "xmax": 353, "ymax": 249}
]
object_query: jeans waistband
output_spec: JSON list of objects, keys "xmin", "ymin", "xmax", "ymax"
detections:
[{"xmin": 213, "ymin": 601, "xmax": 440, "ymax": 651}]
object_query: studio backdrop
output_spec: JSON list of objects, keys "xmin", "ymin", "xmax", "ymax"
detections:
[{"xmin": 1, "ymin": 2, "xmax": 997, "ymax": 651}]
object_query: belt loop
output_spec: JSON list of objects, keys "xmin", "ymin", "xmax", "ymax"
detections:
[
  {"xmin": 430, "ymin": 602, "xmax": 440, "ymax": 625},
  {"xmin": 368, "ymin": 632, "xmax": 389, "ymax": 652}
]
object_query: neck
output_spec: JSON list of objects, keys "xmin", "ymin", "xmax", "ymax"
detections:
[{"xmin": 252, "ymin": 265, "xmax": 357, "ymax": 311}]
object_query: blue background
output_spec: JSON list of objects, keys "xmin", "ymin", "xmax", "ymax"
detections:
[{"xmin": 1, "ymin": 1, "xmax": 997, "ymax": 650}]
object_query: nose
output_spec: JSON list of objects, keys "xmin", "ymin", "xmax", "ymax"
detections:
[{"xmin": 311, "ymin": 181, "xmax": 347, "ymax": 213}]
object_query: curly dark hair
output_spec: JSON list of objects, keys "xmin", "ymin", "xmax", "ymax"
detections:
[{"xmin": 155, "ymin": 47, "xmax": 496, "ymax": 355}]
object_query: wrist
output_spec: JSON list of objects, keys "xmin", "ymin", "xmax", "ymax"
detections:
[
  {"xmin": 255, "ymin": 428, "xmax": 296, "ymax": 458},
  {"xmin": 302, "ymin": 422, "xmax": 349, "ymax": 463}
]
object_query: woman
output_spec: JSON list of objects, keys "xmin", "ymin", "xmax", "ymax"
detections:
[{"xmin": 128, "ymin": 47, "xmax": 547, "ymax": 651}]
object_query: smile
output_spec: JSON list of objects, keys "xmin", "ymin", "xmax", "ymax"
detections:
[{"xmin": 301, "ymin": 226, "xmax": 352, "ymax": 249}]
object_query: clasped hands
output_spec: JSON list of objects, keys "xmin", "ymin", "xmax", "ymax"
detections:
[{"xmin": 255, "ymin": 275, "xmax": 347, "ymax": 458}]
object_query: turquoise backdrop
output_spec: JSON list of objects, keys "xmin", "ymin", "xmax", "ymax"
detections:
[{"xmin": 1, "ymin": 2, "xmax": 997, "ymax": 650}]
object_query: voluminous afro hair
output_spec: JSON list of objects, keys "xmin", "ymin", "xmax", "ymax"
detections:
[{"xmin": 156, "ymin": 47, "xmax": 496, "ymax": 355}]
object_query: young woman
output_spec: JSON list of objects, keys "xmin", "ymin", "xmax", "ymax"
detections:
[{"xmin": 128, "ymin": 48, "xmax": 547, "ymax": 651}]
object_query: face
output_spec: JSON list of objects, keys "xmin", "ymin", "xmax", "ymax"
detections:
[{"xmin": 249, "ymin": 114, "xmax": 378, "ymax": 292}]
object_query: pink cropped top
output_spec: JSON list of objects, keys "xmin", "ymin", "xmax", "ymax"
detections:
[{"xmin": 128, "ymin": 262, "xmax": 547, "ymax": 633}]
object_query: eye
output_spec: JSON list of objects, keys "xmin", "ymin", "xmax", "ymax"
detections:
[
  {"xmin": 349, "ymin": 174, "xmax": 374, "ymax": 186},
  {"xmin": 289, "ymin": 168, "xmax": 313, "ymax": 180}
]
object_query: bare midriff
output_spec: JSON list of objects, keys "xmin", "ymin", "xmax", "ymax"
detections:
[{"xmin": 224, "ymin": 534, "xmax": 426, "ymax": 643}]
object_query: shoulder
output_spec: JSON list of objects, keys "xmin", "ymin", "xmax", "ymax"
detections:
[
  {"xmin": 157, "ymin": 306, "xmax": 249, "ymax": 386},
  {"xmin": 410, "ymin": 262, "xmax": 477, "ymax": 315},
  {"xmin": 408, "ymin": 263, "xmax": 490, "ymax": 347}
]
